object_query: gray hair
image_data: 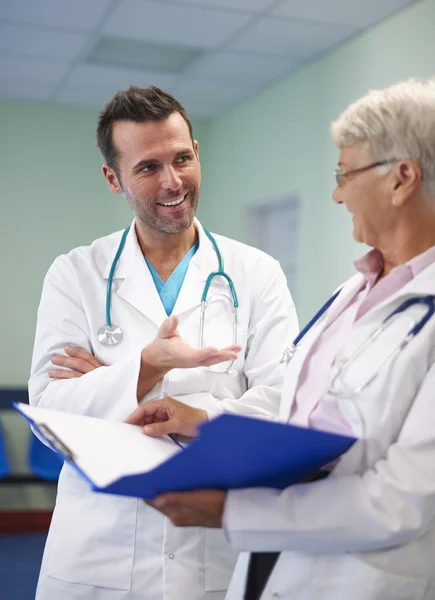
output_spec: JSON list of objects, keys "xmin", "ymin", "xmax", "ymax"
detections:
[{"xmin": 330, "ymin": 78, "xmax": 435, "ymax": 195}]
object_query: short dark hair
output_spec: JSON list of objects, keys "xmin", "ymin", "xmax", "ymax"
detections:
[{"xmin": 96, "ymin": 85, "xmax": 194, "ymax": 176}]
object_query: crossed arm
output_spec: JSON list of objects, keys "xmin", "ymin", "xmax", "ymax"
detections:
[
  {"xmin": 48, "ymin": 312, "xmax": 243, "ymax": 435},
  {"xmin": 49, "ymin": 314, "xmax": 240, "ymax": 404},
  {"xmin": 46, "ymin": 314, "xmax": 232, "ymax": 523}
]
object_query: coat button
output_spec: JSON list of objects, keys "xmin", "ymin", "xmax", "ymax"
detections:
[
  {"xmin": 272, "ymin": 594, "xmax": 280, "ymax": 598},
  {"xmin": 168, "ymin": 553, "xmax": 175, "ymax": 560}
]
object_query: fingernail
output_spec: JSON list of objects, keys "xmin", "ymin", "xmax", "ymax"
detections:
[
  {"xmin": 143, "ymin": 426, "xmax": 153, "ymax": 435},
  {"xmin": 65, "ymin": 345, "xmax": 74, "ymax": 351},
  {"xmin": 154, "ymin": 497, "xmax": 166, "ymax": 507},
  {"xmin": 48, "ymin": 370, "xmax": 56, "ymax": 377}
]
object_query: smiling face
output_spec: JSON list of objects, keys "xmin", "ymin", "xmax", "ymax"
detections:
[
  {"xmin": 332, "ymin": 145, "xmax": 397, "ymax": 247},
  {"xmin": 103, "ymin": 112, "xmax": 201, "ymax": 237}
]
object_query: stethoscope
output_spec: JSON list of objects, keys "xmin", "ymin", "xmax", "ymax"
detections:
[
  {"xmin": 97, "ymin": 226, "xmax": 239, "ymax": 376},
  {"xmin": 281, "ymin": 291, "xmax": 435, "ymax": 397}
]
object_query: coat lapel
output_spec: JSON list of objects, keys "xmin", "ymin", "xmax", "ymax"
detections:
[
  {"xmin": 103, "ymin": 223, "xmax": 167, "ymax": 328},
  {"xmin": 171, "ymin": 219, "xmax": 224, "ymax": 318},
  {"xmin": 342, "ymin": 261, "xmax": 435, "ymax": 338},
  {"xmin": 278, "ymin": 274, "xmax": 365, "ymax": 421},
  {"xmin": 102, "ymin": 219, "xmax": 224, "ymax": 328},
  {"xmin": 279, "ymin": 261, "xmax": 435, "ymax": 422}
]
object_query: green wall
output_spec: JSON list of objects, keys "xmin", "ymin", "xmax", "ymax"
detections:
[
  {"xmin": 4, "ymin": 0, "xmax": 432, "ymax": 384},
  {"xmin": 0, "ymin": 101, "xmax": 209, "ymax": 386},
  {"xmin": 0, "ymin": 0, "xmax": 434, "ymax": 507},
  {"xmin": 0, "ymin": 103, "xmax": 209, "ymax": 506},
  {"xmin": 199, "ymin": 0, "xmax": 435, "ymax": 324}
]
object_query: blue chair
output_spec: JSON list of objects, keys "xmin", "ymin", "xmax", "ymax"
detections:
[
  {"xmin": 27, "ymin": 433, "xmax": 63, "ymax": 480},
  {"xmin": 0, "ymin": 420, "xmax": 10, "ymax": 478}
]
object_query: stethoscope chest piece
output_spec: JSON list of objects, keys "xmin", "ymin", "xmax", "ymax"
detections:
[{"xmin": 97, "ymin": 324, "xmax": 123, "ymax": 346}]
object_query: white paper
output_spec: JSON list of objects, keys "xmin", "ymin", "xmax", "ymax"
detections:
[{"xmin": 18, "ymin": 403, "xmax": 181, "ymax": 488}]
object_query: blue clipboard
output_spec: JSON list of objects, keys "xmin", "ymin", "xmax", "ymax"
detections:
[{"xmin": 14, "ymin": 403, "xmax": 357, "ymax": 499}]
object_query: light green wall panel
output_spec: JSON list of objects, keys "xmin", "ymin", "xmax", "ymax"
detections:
[
  {"xmin": 199, "ymin": 0, "xmax": 435, "ymax": 325},
  {"xmin": 0, "ymin": 100, "xmax": 208, "ymax": 386},
  {"xmin": 1, "ymin": 1, "xmax": 433, "ymax": 383},
  {"xmin": 0, "ymin": 0, "xmax": 433, "ymax": 508}
]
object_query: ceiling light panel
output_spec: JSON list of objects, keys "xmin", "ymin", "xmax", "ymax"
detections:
[
  {"xmin": 103, "ymin": 0, "xmax": 253, "ymax": 48},
  {"xmin": 87, "ymin": 36, "xmax": 204, "ymax": 73},
  {"xmin": 0, "ymin": 0, "xmax": 114, "ymax": 31}
]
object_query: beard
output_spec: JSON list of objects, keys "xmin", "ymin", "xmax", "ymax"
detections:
[{"xmin": 124, "ymin": 186, "xmax": 199, "ymax": 235}]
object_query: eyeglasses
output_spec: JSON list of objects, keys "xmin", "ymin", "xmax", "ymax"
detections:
[{"xmin": 334, "ymin": 159, "xmax": 397, "ymax": 186}]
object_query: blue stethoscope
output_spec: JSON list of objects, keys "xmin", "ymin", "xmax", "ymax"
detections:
[
  {"xmin": 281, "ymin": 290, "xmax": 435, "ymax": 397},
  {"xmin": 97, "ymin": 226, "xmax": 239, "ymax": 375}
]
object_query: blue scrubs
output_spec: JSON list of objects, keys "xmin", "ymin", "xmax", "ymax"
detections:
[{"xmin": 145, "ymin": 242, "xmax": 199, "ymax": 315}]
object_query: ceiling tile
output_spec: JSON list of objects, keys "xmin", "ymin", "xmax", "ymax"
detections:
[
  {"xmin": 0, "ymin": 0, "xmax": 113, "ymax": 31},
  {"xmin": 272, "ymin": 0, "xmax": 417, "ymax": 27},
  {"xmin": 103, "ymin": 0, "xmax": 253, "ymax": 48},
  {"xmin": 0, "ymin": 57, "xmax": 70, "ymax": 83},
  {"xmin": 167, "ymin": 0, "xmax": 277, "ymax": 13},
  {"xmin": 55, "ymin": 80, "xmax": 245, "ymax": 118},
  {"xmin": 0, "ymin": 78, "xmax": 57, "ymax": 101},
  {"xmin": 229, "ymin": 16, "xmax": 355, "ymax": 58},
  {"xmin": 54, "ymin": 83, "xmax": 121, "ymax": 108},
  {"xmin": 178, "ymin": 98, "xmax": 230, "ymax": 119},
  {"xmin": 173, "ymin": 79, "xmax": 255, "ymax": 117},
  {"xmin": 0, "ymin": 23, "xmax": 88, "ymax": 61},
  {"xmin": 191, "ymin": 52, "xmax": 299, "ymax": 85},
  {"xmin": 66, "ymin": 64, "xmax": 177, "ymax": 91}
]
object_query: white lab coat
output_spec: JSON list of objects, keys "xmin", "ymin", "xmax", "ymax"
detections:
[
  {"xmin": 225, "ymin": 264, "xmax": 435, "ymax": 600},
  {"xmin": 29, "ymin": 219, "xmax": 298, "ymax": 600}
]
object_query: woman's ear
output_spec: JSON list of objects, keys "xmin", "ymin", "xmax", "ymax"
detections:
[{"xmin": 391, "ymin": 160, "xmax": 422, "ymax": 207}]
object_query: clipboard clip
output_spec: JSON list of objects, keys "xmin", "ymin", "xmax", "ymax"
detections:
[{"xmin": 38, "ymin": 423, "xmax": 76, "ymax": 463}]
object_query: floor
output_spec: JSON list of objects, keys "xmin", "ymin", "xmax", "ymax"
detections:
[{"xmin": 0, "ymin": 534, "xmax": 46, "ymax": 600}]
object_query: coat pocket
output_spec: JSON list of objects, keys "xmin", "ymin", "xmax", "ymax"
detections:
[
  {"xmin": 45, "ymin": 486, "xmax": 138, "ymax": 590},
  {"xmin": 204, "ymin": 529, "xmax": 238, "ymax": 592},
  {"xmin": 308, "ymin": 555, "xmax": 430, "ymax": 600}
]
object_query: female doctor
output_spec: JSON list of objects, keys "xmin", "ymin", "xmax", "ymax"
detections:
[
  {"xmin": 29, "ymin": 86, "xmax": 298, "ymax": 600},
  {"xmin": 137, "ymin": 79, "xmax": 435, "ymax": 600}
]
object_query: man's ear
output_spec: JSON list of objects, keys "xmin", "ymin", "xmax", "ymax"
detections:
[
  {"xmin": 102, "ymin": 164, "xmax": 123, "ymax": 194},
  {"xmin": 193, "ymin": 140, "xmax": 199, "ymax": 160}
]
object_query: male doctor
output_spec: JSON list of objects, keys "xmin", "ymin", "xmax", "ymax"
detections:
[
  {"xmin": 138, "ymin": 78, "xmax": 435, "ymax": 600},
  {"xmin": 28, "ymin": 85, "xmax": 298, "ymax": 600}
]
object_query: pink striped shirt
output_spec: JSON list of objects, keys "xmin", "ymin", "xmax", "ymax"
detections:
[{"xmin": 290, "ymin": 245, "xmax": 435, "ymax": 435}]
